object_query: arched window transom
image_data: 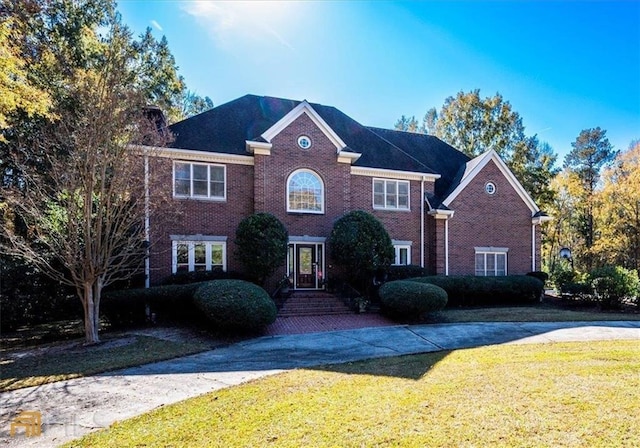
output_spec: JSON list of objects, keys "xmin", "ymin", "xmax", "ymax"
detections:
[{"xmin": 287, "ymin": 169, "xmax": 324, "ymax": 214}]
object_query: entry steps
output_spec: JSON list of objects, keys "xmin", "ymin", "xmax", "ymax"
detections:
[{"xmin": 278, "ymin": 291, "xmax": 353, "ymax": 317}]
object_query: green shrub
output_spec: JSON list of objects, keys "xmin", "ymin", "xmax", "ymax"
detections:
[
  {"xmin": 102, "ymin": 283, "xmax": 201, "ymax": 327},
  {"xmin": 235, "ymin": 213, "xmax": 288, "ymax": 285},
  {"xmin": 590, "ymin": 266, "xmax": 639, "ymax": 309},
  {"xmin": 193, "ymin": 280, "xmax": 277, "ymax": 332},
  {"xmin": 379, "ymin": 280, "xmax": 447, "ymax": 318},
  {"xmin": 386, "ymin": 265, "xmax": 429, "ymax": 282},
  {"xmin": 408, "ymin": 275, "xmax": 544, "ymax": 307},
  {"xmin": 526, "ymin": 271, "xmax": 549, "ymax": 284},
  {"xmin": 162, "ymin": 269, "xmax": 247, "ymax": 285},
  {"xmin": 0, "ymin": 257, "xmax": 80, "ymax": 331},
  {"xmin": 328, "ymin": 210, "xmax": 394, "ymax": 292}
]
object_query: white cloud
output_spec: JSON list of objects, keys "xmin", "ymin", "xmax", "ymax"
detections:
[
  {"xmin": 151, "ymin": 20, "xmax": 163, "ymax": 31},
  {"xmin": 181, "ymin": 1, "xmax": 296, "ymax": 51}
]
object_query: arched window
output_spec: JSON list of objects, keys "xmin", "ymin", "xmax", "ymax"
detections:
[{"xmin": 287, "ymin": 169, "xmax": 324, "ymax": 214}]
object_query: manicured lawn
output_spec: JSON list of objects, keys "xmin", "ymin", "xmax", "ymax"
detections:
[
  {"xmin": 68, "ymin": 340, "xmax": 640, "ymax": 447},
  {"xmin": 0, "ymin": 335, "xmax": 210, "ymax": 392}
]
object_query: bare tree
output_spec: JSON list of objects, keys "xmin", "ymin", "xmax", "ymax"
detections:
[{"xmin": 2, "ymin": 26, "xmax": 173, "ymax": 344}]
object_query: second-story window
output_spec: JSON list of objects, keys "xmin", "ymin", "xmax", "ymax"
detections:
[
  {"xmin": 287, "ymin": 169, "xmax": 324, "ymax": 214},
  {"xmin": 373, "ymin": 179, "xmax": 409, "ymax": 210},
  {"xmin": 174, "ymin": 162, "xmax": 225, "ymax": 200}
]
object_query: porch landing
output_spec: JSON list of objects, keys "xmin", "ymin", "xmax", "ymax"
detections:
[{"xmin": 268, "ymin": 291, "xmax": 397, "ymax": 335}]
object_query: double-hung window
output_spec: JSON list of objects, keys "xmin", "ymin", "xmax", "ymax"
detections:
[
  {"xmin": 393, "ymin": 243, "xmax": 411, "ymax": 265},
  {"xmin": 475, "ymin": 248, "xmax": 508, "ymax": 276},
  {"xmin": 373, "ymin": 179, "xmax": 409, "ymax": 210},
  {"xmin": 174, "ymin": 162, "xmax": 225, "ymax": 200},
  {"xmin": 173, "ymin": 240, "xmax": 226, "ymax": 273}
]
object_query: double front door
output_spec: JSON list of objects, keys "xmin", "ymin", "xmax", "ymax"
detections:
[{"xmin": 288, "ymin": 242, "xmax": 324, "ymax": 289}]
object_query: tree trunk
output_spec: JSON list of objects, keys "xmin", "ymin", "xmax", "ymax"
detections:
[{"xmin": 82, "ymin": 281, "xmax": 101, "ymax": 345}]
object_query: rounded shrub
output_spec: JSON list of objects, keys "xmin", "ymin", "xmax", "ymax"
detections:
[
  {"xmin": 193, "ymin": 280, "xmax": 277, "ymax": 331},
  {"xmin": 328, "ymin": 210, "xmax": 394, "ymax": 291},
  {"xmin": 379, "ymin": 280, "xmax": 448, "ymax": 318},
  {"xmin": 235, "ymin": 213, "xmax": 288, "ymax": 285},
  {"xmin": 590, "ymin": 266, "xmax": 639, "ymax": 309}
]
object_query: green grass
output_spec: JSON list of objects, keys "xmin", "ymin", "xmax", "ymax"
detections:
[
  {"xmin": 0, "ymin": 335, "xmax": 210, "ymax": 392},
  {"xmin": 67, "ymin": 340, "xmax": 640, "ymax": 447}
]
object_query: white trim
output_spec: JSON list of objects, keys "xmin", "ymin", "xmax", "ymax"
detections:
[
  {"xmin": 392, "ymin": 244, "xmax": 412, "ymax": 266},
  {"xmin": 172, "ymin": 239, "xmax": 227, "ymax": 273},
  {"xmin": 170, "ymin": 235, "xmax": 228, "ymax": 242},
  {"xmin": 532, "ymin": 215, "xmax": 553, "ymax": 225},
  {"xmin": 428, "ymin": 209, "xmax": 455, "ymax": 219},
  {"xmin": 442, "ymin": 150, "xmax": 539, "ymax": 213},
  {"xmin": 373, "ymin": 178, "xmax": 411, "ymax": 211},
  {"xmin": 474, "ymin": 248, "xmax": 508, "ymax": 276},
  {"xmin": 289, "ymin": 236, "xmax": 327, "ymax": 243},
  {"xmin": 261, "ymin": 101, "xmax": 347, "ymax": 151},
  {"xmin": 246, "ymin": 140, "xmax": 272, "ymax": 156},
  {"xmin": 532, "ymin": 224, "xmax": 537, "ymax": 272},
  {"xmin": 287, "ymin": 241, "xmax": 326, "ymax": 290},
  {"xmin": 133, "ymin": 145, "xmax": 255, "ymax": 166},
  {"xmin": 337, "ymin": 150, "xmax": 362, "ymax": 164},
  {"xmin": 420, "ymin": 179, "xmax": 425, "ymax": 268},
  {"xmin": 474, "ymin": 246, "xmax": 510, "ymax": 252},
  {"xmin": 286, "ymin": 168, "xmax": 325, "ymax": 214},
  {"xmin": 351, "ymin": 166, "xmax": 439, "ymax": 181},
  {"xmin": 444, "ymin": 219, "xmax": 449, "ymax": 275}
]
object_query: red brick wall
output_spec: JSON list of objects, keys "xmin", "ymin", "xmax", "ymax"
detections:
[
  {"xmin": 446, "ymin": 160, "xmax": 534, "ymax": 275},
  {"xmin": 256, "ymin": 113, "xmax": 352, "ymax": 237},
  {"xmin": 350, "ymin": 176, "xmax": 426, "ymax": 266},
  {"xmin": 148, "ymin": 156, "xmax": 254, "ymax": 284}
]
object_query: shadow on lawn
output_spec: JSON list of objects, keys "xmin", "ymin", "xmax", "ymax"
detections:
[{"xmin": 311, "ymin": 350, "xmax": 452, "ymax": 380}]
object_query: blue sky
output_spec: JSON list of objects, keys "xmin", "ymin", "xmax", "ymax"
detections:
[{"xmin": 119, "ymin": 1, "xmax": 640, "ymax": 162}]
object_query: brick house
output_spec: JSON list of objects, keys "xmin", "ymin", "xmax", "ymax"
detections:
[{"xmin": 143, "ymin": 94, "xmax": 550, "ymax": 289}]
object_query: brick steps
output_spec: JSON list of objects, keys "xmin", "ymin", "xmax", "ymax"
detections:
[{"xmin": 278, "ymin": 291, "xmax": 353, "ymax": 317}]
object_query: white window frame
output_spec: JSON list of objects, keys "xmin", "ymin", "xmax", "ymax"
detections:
[
  {"xmin": 373, "ymin": 178, "xmax": 410, "ymax": 211},
  {"xmin": 393, "ymin": 245, "xmax": 411, "ymax": 266},
  {"xmin": 173, "ymin": 161, "xmax": 226, "ymax": 200},
  {"xmin": 286, "ymin": 168, "xmax": 325, "ymax": 214},
  {"xmin": 172, "ymin": 240, "xmax": 227, "ymax": 273},
  {"xmin": 474, "ymin": 247, "xmax": 508, "ymax": 276}
]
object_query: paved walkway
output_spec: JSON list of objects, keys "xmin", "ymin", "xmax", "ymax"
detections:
[{"xmin": 1, "ymin": 321, "xmax": 639, "ymax": 447}]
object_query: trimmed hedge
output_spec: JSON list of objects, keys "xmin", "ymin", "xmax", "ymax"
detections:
[
  {"xmin": 385, "ymin": 265, "xmax": 429, "ymax": 282},
  {"xmin": 162, "ymin": 269, "xmax": 246, "ymax": 285},
  {"xmin": 193, "ymin": 280, "xmax": 277, "ymax": 332},
  {"xmin": 101, "ymin": 283, "xmax": 201, "ymax": 327},
  {"xmin": 379, "ymin": 280, "xmax": 448, "ymax": 318},
  {"xmin": 407, "ymin": 275, "xmax": 544, "ymax": 307}
]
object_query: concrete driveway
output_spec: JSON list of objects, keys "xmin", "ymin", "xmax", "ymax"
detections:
[{"xmin": 1, "ymin": 321, "xmax": 639, "ymax": 447}]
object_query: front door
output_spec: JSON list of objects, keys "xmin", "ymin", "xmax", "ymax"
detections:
[{"xmin": 296, "ymin": 245, "xmax": 315, "ymax": 288}]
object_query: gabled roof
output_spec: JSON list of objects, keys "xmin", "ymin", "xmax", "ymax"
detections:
[
  {"xmin": 168, "ymin": 94, "xmax": 440, "ymax": 176},
  {"xmin": 441, "ymin": 149, "xmax": 540, "ymax": 213},
  {"xmin": 366, "ymin": 128, "xmax": 471, "ymax": 200},
  {"xmin": 166, "ymin": 95, "xmax": 540, "ymax": 211}
]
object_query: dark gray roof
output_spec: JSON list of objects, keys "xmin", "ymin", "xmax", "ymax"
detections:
[
  {"xmin": 365, "ymin": 127, "xmax": 470, "ymax": 201},
  {"xmin": 168, "ymin": 94, "xmax": 471, "ymax": 203}
]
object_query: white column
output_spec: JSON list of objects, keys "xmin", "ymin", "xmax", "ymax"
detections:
[
  {"xmin": 445, "ymin": 219, "xmax": 449, "ymax": 276},
  {"xmin": 420, "ymin": 179, "xmax": 425, "ymax": 268},
  {"xmin": 531, "ymin": 224, "xmax": 537, "ymax": 272}
]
